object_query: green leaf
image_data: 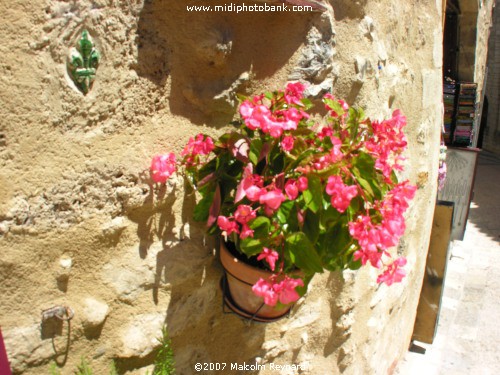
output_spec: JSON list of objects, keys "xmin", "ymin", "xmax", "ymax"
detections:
[
  {"xmin": 249, "ymin": 216, "xmax": 271, "ymax": 239},
  {"xmin": 240, "ymin": 237, "xmax": 266, "ymax": 257},
  {"xmin": 193, "ymin": 190, "xmax": 214, "ymax": 222},
  {"xmin": 285, "ymin": 232, "xmax": 323, "ymax": 273},
  {"xmin": 323, "ymin": 97, "xmax": 345, "ymax": 117},
  {"xmin": 352, "ymin": 151, "xmax": 375, "ymax": 173},
  {"xmin": 352, "ymin": 152, "xmax": 383, "ymax": 199},
  {"xmin": 347, "ymin": 107, "xmax": 361, "ymax": 139},
  {"xmin": 300, "ymin": 98, "xmax": 314, "ymax": 110},
  {"xmin": 288, "ymin": 148, "xmax": 315, "ymax": 171},
  {"xmin": 321, "ymin": 204, "xmax": 341, "ymax": 228},
  {"xmin": 303, "ymin": 175, "xmax": 323, "ymax": 213},
  {"xmin": 390, "ymin": 169, "xmax": 399, "ymax": 185},
  {"xmin": 276, "ymin": 200, "xmax": 299, "ymax": 232},
  {"xmin": 303, "ymin": 209, "xmax": 320, "ymax": 243},
  {"xmin": 320, "ymin": 220, "xmax": 353, "ymax": 268},
  {"xmin": 249, "ymin": 138, "xmax": 263, "ymax": 165},
  {"xmin": 351, "ymin": 168, "xmax": 374, "ymax": 198},
  {"xmin": 270, "ymin": 152, "xmax": 285, "ymax": 175},
  {"xmin": 348, "ymin": 258, "xmax": 362, "ymax": 270}
]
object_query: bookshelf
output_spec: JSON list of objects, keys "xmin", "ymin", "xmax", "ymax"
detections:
[
  {"xmin": 443, "ymin": 82, "xmax": 456, "ymax": 144},
  {"xmin": 453, "ymin": 82, "xmax": 477, "ymax": 147},
  {"xmin": 442, "ymin": 81, "xmax": 478, "ymax": 147}
]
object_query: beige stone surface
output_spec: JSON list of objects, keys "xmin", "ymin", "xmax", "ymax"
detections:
[{"xmin": 0, "ymin": 0, "xmax": 478, "ymax": 374}]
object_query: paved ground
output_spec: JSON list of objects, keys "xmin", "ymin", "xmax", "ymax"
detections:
[{"xmin": 396, "ymin": 150, "xmax": 500, "ymax": 375}]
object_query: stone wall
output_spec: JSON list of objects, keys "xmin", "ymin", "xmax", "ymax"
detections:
[
  {"xmin": 484, "ymin": 3, "xmax": 500, "ymax": 154},
  {"xmin": 471, "ymin": 0, "xmax": 496, "ymax": 92},
  {"xmin": 0, "ymin": 1, "xmax": 445, "ymax": 374}
]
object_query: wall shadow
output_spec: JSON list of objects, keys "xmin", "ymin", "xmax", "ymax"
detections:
[
  {"xmin": 466, "ymin": 151, "xmax": 500, "ymax": 245},
  {"xmin": 155, "ymin": 190, "xmax": 268, "ymax": 374},
  {"xmin": 136, "ymin": 0, "xmax": 316, "ymax": 125}
]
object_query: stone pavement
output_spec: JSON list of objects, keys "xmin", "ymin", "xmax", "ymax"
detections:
[{"xmin": 396, "ymin": 150, "xmax": 500, "ymax": 375}]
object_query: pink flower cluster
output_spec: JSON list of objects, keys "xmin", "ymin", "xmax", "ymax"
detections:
[
  {"xmin": 239, "ymin": 83, "xmax": 309, "ymax": 139},
  {"xmin": 325, "ymin": 175, "xmax": 358, "ymax": 213},
  {"xmin": 365, "ymin": 110, "xmax": 408, "ymax": 179},
  {"xmin": 150, "ymin": 84, "xmax": 417, "ymax": 303},
  {"xmin": 150, "ymin": 153, "xmax": 177, "ymax": 183},
  {"xmin": 376, "ymin": 257, "xmax": 407, "ymax": 286},
  {"xmin": 284, "ymin": 82, "xmax": 307, "ymax": 105},
  {"xmin": 233, "ymin": 164, "xmax": 291, "ymax": 216},
  {"xmin": 257, "ymin": 247, "xmax": 280, "ymax": 271},
  {"xmin": 312, "ymin": 136, "xmax": 344, "ymax": 170},
  {"xmin": 348, "ymin": 181, "xmax": 416, "ymax": 285},
  {"xmin": 284, "ymin": 177, "xmax": 308, "ymax": 200},
  {"xmin": 150, "ymin": 134, "xmax": 215, "ymax": 183},
  {"xmin": 252, "ymin": 276, "xmax": 304, "ymax": 306},
  {"xmin": 181, "ymin": 134, "xmax": 214, "ymax": 166},
  {"xmin": 219, "ymin": 175, "xmax": 306, "ymax": 237},
  {"xmin": 217, "ymin": 204, "xmax": 257, "ymax": 239}
]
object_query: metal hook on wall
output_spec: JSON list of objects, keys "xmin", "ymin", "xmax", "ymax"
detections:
[{"xmin": 41, "ymin": 305, "xmax": 74, "ymax": 367}]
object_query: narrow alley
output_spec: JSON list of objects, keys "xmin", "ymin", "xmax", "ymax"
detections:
[{"xmin": 397, "ymin": 150, "xmax": 500, "ymax": 374}]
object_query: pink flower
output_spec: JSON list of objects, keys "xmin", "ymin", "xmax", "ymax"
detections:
[
  {"xmin": 284, "ymin": 82, "xmax": 306, "ymax": 105},
  {"xmin": 150, "ymin": 153, "xmax": 177, "ymax": 183},
  {"xmin": 281, "ymin": 135, "xmax": 295, "ymax": 152},
  {"xmin": 284, "ymin": 107, "xmax": 302, "ymax": 122},
  {"xmin": 297, "ymin": 209, "xmax": 305, "ymax": 225},
  {"xmin": 297, "ymin": 176, "xmax": 308, "ymax": 192},
  {"xmin": 234, "ymin": 205, "xmax": 256, "ymax": 224},
  {"xmin": 239, "ymin": 223, "xmax": 254, "ymax": 239},
  {"xmin": 235, "ymin": 164, "xmax": 253, "ymax": 202},
  {"xmin": 349, "ymin": 215, "xmax": 385, "ymax": 268},
  {"xmin": 259, "ymin": 189, "xmax": 286, "ymax": 211},
  {"xmin": 246, "ymin": 186, "xmax": 267, "ymax": 202},
  {"xmin": 232, "ymin": 138, "xmax": 250, "ymax": 161},
  {"xmin": 325, "ymin": 176, "xmax": 358, "ymax": 213},
  {"xmin": 182, "ymin": 134, "xmax": 214, "ymax": 157},
  {"xmin": 257, "ymin": 247, "xmax": 279, "ymax": 271},
  {"xmin": 276, "ymin": 276, "xmax": 304, "ymax": 305},
  {"xmin": 244, "ymin": 105, "xmax": 272, "ymax": 131},
  {"xmin": 239, "ymin": 100, "xmax": 254, "ymax": 118},
  {"xmin": 252, "ymin": 278, "xmax": 278, "ymax": 306},
  {"xmin": 181, "ymin": 134, "xmax": 214, "ymax": 166},
  {"xmin": 364, "ymin": 110, "xmax": 408, "ymax": 178},
  {"xmin": 251, "ymin": 276, "xmax": 304, "ymax": 306},
  {"xmin": 217, "ymin": 216, "xmax": 239, "ymax": 236},
  {"xmin": 281, "ymin": 107, "xmax": 305, "ymax": 130},
  {"xmin": 377, "ymin": 257, "xmax": 407, "ymax": 285},
  {"xmin": 339, "ymin": 99, "xmax": 349, "ymax": 112},
  {"xmin": 284, "ymin": 180, "xmax": 299, "ymax": 200},
  {"xmin": 329, "ymin": 136, "xmax": 343, "ymax": 163},
  {"xmin": 353, "ymin": 248, "xmax": 383, "ymax": 269},
  {"xmin": 268, "ymin": 120, "xmax": 284, "ymax": 138},
  {"xmin": 318, "ymin": 127, "xmax": 333, "ymax": 140},
  {"xmin": 235, "ymin": 164, "xmax": 264, "ymax": 202}
]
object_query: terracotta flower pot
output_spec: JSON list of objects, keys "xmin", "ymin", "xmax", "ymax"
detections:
[{"xmin": 219, "ymin": 241, "xmax": 295, "ymax": 321}]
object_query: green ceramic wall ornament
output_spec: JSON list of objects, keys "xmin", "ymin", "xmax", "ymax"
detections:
[{"xmin": 68, "ymin": 30, "xmax": 100, "ymax": 94}]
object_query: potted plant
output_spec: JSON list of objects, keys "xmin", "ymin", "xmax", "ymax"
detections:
[{"xmin": 150, "ymin": 83, "xmax": 416, "ymax": 320}]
